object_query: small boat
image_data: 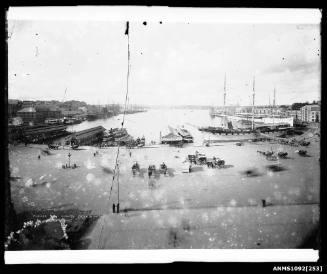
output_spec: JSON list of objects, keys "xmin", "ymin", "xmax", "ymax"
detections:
[
  {"xmin": 45, "ymin": 118, "xmax": 62, "ymax": 125},
  {"xmin": 108, "ymin": 128, "xmax": 128, "ymax": 138},
  {"xmin": 64, "ymin": 118, "xmax": 82, "ymax": 125}
]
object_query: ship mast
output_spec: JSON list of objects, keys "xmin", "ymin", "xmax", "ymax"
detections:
[
  {"xmin": 223, "ymin": 73, "xmax": 226, "ymax": 114},
  {"xmin": 251, "ymin": 76, "xmax": 255, "ymax": 131},
  {"xmin": 273, "ymin": 87, "xmax": 276, "ymax": 126},
  {"xmin": 62, "ymin": 88, "xmax": 67, "ymax": 103}
]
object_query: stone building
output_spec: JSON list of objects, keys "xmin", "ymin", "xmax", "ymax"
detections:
[{"xmin": 301, "ymin": 105, "xmax": 320, "ymax": 123}]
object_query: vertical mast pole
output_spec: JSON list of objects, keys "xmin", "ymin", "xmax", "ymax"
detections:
[
  {"xmin": 117, "ymin": 161, "xmax": 120, "ymax": 213},
  {"xmin": 116, "ymin": 21, "xmax": 130, "ymax": 213},
  {"xmin": 223, "ymin": 73, "xmax": 227, "ymax": 119},
  {"xmin": 252, "ymin": 76, "xmax": 255, "ymax": 131},
  {"xmin": 273, "ymin": 87, "xmax": 276, "ymax": 126}
]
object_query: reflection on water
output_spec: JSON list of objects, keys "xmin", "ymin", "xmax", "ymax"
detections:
[{"xmin": 67, "ymin": 109, "xmax": 224, "ymax": 145}]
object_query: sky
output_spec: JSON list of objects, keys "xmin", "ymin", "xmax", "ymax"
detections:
[{"xmin": 7, "ymin": 10, "xmax": 321, "ymax": 106}]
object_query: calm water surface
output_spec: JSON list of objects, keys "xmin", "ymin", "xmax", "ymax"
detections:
[{"xmin": 67, "ymin": 108, "xmax": 225, "ymax": 145}]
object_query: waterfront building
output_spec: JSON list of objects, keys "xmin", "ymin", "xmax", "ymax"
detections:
[
  {"xmin": 48, "ymin": 106, "xmax": 62, "ymax": 119},
  {"xmin": 301, "ymin": 105, "xmax": 320, "ymax": 123},
  {"xmin": 21, "ymin": 100, "xmax": 35, "ymax": 108},
  {"xmin": 61, "ymin": 109, "xmax": 83, "ymax": 118},
  {"xmin": 78, "ymin": 106, "xmax": 88, "ymax": 113},
  {"xmin": 35, "ymin": 105, "xmax": 62, "ymax": 123},
  {"xmin": 285, "ymin": 110, "xmax": 302, "ymax": 121},
  {"xmin": 17, "ymin": 107, "xmax": 37, "ymax": 124}
]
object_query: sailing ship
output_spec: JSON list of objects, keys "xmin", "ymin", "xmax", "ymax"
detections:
[{"xmin": 210, "ymin": 73, "xmax": 228, "ymax": 119}]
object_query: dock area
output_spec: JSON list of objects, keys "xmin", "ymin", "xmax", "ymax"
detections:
[{"xmin": 8, "ymin": 134, "xmax": 320, "ymax": 249}]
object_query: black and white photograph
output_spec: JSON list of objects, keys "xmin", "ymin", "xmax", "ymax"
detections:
[{"xmin": 4, "ymin": 7, "xmax": 322, "ymax": 263}]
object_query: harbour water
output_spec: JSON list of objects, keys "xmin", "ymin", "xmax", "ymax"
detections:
[{"xmin": 66, "ymin": 108, "xmax": 227, "ymax": 145}]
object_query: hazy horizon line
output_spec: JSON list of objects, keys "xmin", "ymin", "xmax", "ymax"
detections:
[{"xmin": 8, "ymin": 98, "xmax": 320, "ymax": 108}]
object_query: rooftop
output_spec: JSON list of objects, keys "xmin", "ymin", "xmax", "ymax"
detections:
[
  {"xmin": 310, "ymin": 106, "xmax": 320, "ymax": 111},
  {"xmin": 8, "ymin": 99, "xmax": 21, "ymax": 105},
  {"xmin": 301, "ymin": 104, "xmax": 320, "ymax": 111},
  {"xmin": 17, "ymin": 107, "xmax": 36, "ymax": 113},
  {"xmin": 35, "ymin": 105, "xmax": 61, "ymax": 111},
  {"xmin": 61, "ymin": 110, "xmax": 83, "ymax": 115}
]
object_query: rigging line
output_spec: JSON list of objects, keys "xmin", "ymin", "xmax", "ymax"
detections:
[
  {"xmin": 97, "ymin": 21, "xmax": 130, "ymax": 248},
  {"xmin": 106, "ymin": 21, "xmax": 131, "ymax": 206},
  {"xmin": 113, "ymin": 22, "xmax": 130, "ymax": 203},
  {"xmin": 121, "ymin": 29, "xmax": 130, "ymax": 129},
  {"xmin": 107, "ymin": 145, "xmax": 121, "ymax": 201}
]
